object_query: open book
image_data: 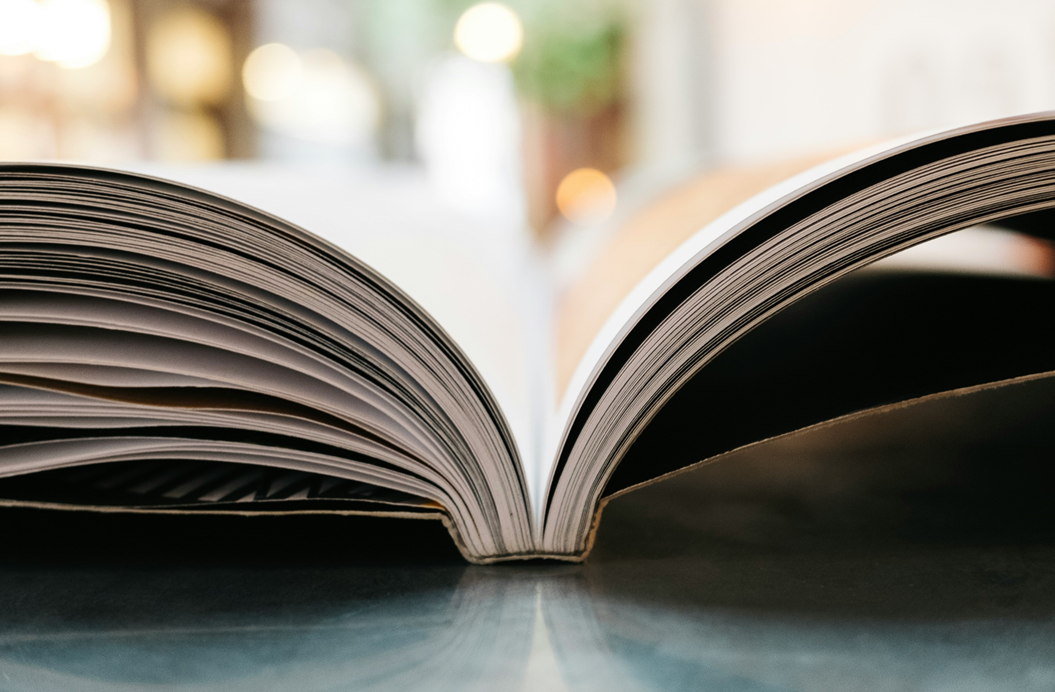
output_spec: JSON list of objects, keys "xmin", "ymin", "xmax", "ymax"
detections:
[{"xmin": 2, "ymin": 112, "xmax": 1055, "ymax": 562}]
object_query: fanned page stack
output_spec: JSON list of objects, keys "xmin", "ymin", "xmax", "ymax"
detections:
[{"xmin": 3, "ymin": 113, "xmax": 1055, "ymax": 562}]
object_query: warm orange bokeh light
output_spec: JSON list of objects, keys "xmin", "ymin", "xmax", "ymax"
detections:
[
  {"xmin": 556, "ymin": 168, "xmax": 617, "ymax": 226},
  {"xmin": 147, "ymin": 6, "xmax": 232, "ymax": 107}
]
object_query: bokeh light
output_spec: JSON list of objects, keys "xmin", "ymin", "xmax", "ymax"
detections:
[
  {"xmin": 246, "ymin": 47, "xmax": 379, "ymax": 147},
  {"xmin": 0, "ymin": 0, "xmax": 40, "ymax": 56},
  {"xmin": 454, "ymin": 3, "xmax": 523, "ymax": 63},
  {"xmin": 243, "ymin": 43, "xmax": 302, "ymax": 102},
  {"xmin": 147, "ymin": 7, "xmax": 232, "ymax": 107},
  {"xmin": 556, "ymin": 168, "xmax": 617, "ymax": 226},
  {"xmin": 34, "ymin": 0, "xmax": 111, "ymax": 69}
]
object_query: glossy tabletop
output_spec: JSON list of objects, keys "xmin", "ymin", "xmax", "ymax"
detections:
[{"xmin": 2, "ymin": 379, "xmax": 1055, "ymax": 691}]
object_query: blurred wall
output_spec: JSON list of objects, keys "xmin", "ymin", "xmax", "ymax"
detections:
[
  {"xmin": 7, "ymin": 0, "xmax": 1055, "ymax": 235},
  {"xmin": 627, "ymin": 0, "xmax": 716, "ymax": 170},
  {"xmin": 630, "ymin": 0, "xmax": 1055, "ymax": 167}
]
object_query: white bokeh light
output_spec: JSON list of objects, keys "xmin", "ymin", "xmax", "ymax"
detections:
[
  {"xmin": 416, "ymin": 55, "xmax": 525, "ymax": 222},
  {"xmin": 454, "ymin": 3, "xmax": 523, "ymax": 63},
  {"xmin": 247, "ymin": 48, "xmax": 379, "ymax": 148},
  {"xmin": 0, "ymin": 0, "xmax": 41, "ymax": 56},
  {"xmin": 243, "ymin": 43, "xmax": 302, "ymax": 102},
  {"xmin": 34, "ymin": 0, "xmax": 111, "ymax": 69}
]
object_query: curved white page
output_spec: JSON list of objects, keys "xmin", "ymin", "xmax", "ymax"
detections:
[
  {"xmin": 547, "ymin": 118, "xmax": 1042, "ymax": 475},
  {"xmin": 123, "ymin": 162, "xmax": 552, "ymax": 505}
]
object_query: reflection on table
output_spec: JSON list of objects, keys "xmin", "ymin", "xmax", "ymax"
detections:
[{"xmin": 1, "ymin": 375, "xmax": 1055, "ymax": 691}]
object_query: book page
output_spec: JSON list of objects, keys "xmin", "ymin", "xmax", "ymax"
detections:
[
  {"xmin": 2, "ymin": 161, "xmax": 545, "ymax": 558},
  {"xmin": 123, "ymin": 163, "xmax": 554, "ymax": 507},
  {"xmin": 551, "ymin": 128, "xmax": 1055, "ymax": 437},
  {"xmin": 541, "ymin": 113, "xmax": 1055, "ymax": 554},
  {"xmin": 553, "ymin": 148, "xmax": 862, "ymax": 401},
  {"xmin": 543, "ymin": 146, "xmax": 888, "ymax": 506}
]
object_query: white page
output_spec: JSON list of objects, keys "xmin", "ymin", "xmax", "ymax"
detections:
[
  {"xmin": 125, "ymin": 162, "xmax": 554, "ymax": 509},
  {"xmin": 546, "ymin": 132, "xmax": 939, "ymax": 477}
]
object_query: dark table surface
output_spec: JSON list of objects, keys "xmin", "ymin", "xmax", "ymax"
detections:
[{"xmin": 2, "ymin": 377, "xmax": 1055, "ymax": 691}]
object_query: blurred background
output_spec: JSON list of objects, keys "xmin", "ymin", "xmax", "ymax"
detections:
[{"xmin": 2, "ymin": 0, "xmax": 1054, "ymax": 244}]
